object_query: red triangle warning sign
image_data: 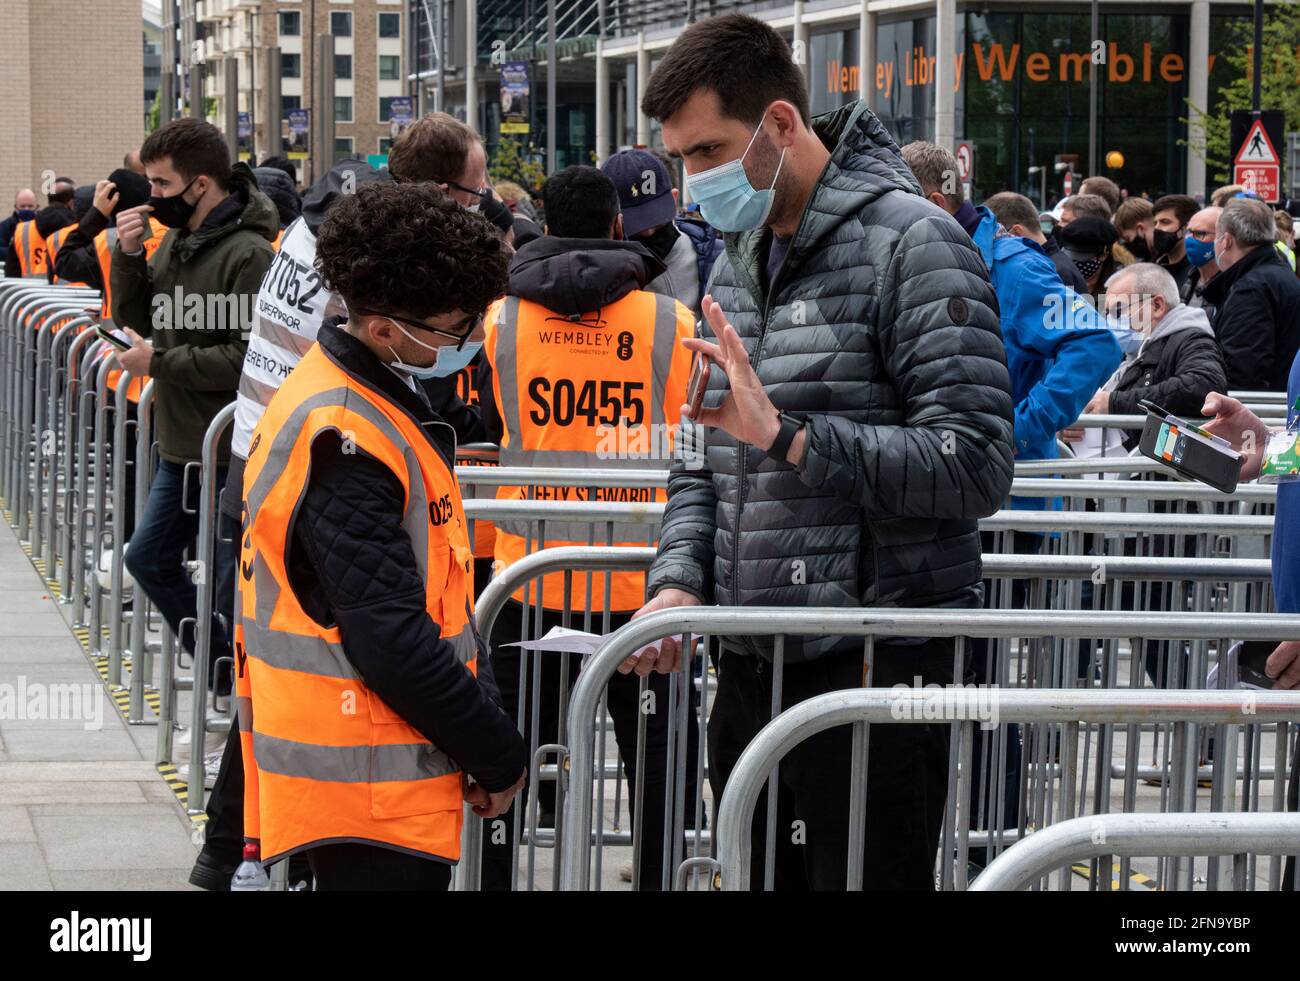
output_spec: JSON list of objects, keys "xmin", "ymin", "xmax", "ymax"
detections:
[{"xmin": 1236, "ymin": 119, "xmax": 1279, "ymax": 165}]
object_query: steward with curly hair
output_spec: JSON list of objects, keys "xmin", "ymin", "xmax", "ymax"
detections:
[{"xmin": 235, "ymin": 180, "xmax": 526, "ymax": 891}]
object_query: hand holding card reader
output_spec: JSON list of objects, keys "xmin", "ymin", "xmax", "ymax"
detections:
[
  {"xmin": 95, "ymin": 325, "xmax": 133, "ymax": 352},
  {"xmin": 1137, "ymin": 399, "xmax": 1242, "ymax": 494}
]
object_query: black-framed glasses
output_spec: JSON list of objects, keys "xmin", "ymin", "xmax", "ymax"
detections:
[
  {"xmin": 381, "ymin": 310, "xmax": 484, "ymax": 350},
  {"xmin": 1188, "ymin": 228, "xmax": 1215, "ymax": 241},
  {"xmin": 444, "ymin": 179, "xmax": 489, "ymax": 200}
]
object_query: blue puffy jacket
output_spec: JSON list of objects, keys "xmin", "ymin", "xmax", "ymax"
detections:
[{"xmin": 970, "ymin": 207, "xmax": 1121, "ymax": 505}]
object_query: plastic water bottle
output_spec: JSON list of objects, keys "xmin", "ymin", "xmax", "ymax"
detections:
[{"xmin": 230, "ymin": 843, "xmax": 271, "ymax": 891}]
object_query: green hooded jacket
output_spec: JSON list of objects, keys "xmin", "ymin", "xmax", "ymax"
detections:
[{"xmin": 111, "ymin": 161, "xmax": 277, "ymax": 464}]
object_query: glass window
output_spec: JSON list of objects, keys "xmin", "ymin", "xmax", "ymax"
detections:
[
  {"xmin": 334, "ymin": 96, "xmax": 353, "ymax": 122},
  {"xmin": 379, "ymin": 137, "xmax": 393, "ymax": 154},
  {"xmin": 278, "ymin": 11, "xmax": 300, "ymax": 37},
  {"xmin": 334, "ymin": 54, "xmax": 353, "ymax": 80},
  {"xmin": 281, "ymin": 95, "xmax": 301, "ymax": 116},
  {"xmin": 330, "ymin": 11, "xmax": 352, "ymax": 37},
  {"xmin": 378, "ymin": 13, "xmax": 401, "ymax": 38},
  {"xmin": 281, "ymin": 53, "xmax": 301, "ymax": 79},
  {"xmin": 379, "ymin": 97, "xmax": 399, "ymax": 122},
  {"xmin": 379, "ymin": 55, "xmax": 401, "ymax": 81},
  {"xmin": 334, "ymin": 138, "xmax": 354, "ymax": 165}
]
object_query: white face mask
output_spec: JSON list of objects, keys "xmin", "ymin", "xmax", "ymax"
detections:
[{"xmin": 385, "ymin": 318, "xmax": 481, "ymax": 380}]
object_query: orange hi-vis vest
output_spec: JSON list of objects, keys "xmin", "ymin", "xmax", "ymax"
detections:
[
  {"xmin": 96, "ymin": 220, "xmax": 165, "ymax": 403},
  {"xmin": 46, "ymin": 225, "xmax": 85, "ymax": 285},
  {"xmin": 483, "ymin": 289, "xmax": 693, "ymax": 612},
  {"xmin": 14, "ymin": 220, "xmax": 47, "ymax": 277},
  {"xmin": 452, "ymin": 354, "xmax": 497, "ymax": 563},
  {"xmin": 237, "ymin": 342, "xmax": 479, "ymax": 865},
  {"xmin": 272, "ymin": 227, "xmax": 286, "ymax": 251}
]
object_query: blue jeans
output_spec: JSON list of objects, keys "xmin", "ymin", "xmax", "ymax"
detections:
[{"xmin": 125, "ymin": 458, "xmax": 236, "ymax": 696}]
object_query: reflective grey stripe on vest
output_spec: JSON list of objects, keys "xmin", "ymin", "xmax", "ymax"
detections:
[
  {"xmin": 243, "ymin": 607, "xmax": 476, "ymax": 679},
  {"xmin": 244, "ymin": 384, "xmax": 432, "ymax": 584},
  {"xmin": 100, "ymin": 229, "xmax": 118, "ymax": 326},
  {"xmin": 253, "ymin": 731, "xmax": 460, "ymax": 784},
  {"xmin": 492, "ymin": 292, "xmax": 678, "ymax": 540}
]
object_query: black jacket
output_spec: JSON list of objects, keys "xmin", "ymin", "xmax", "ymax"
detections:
[
  {"xmin": 1179, "ymin": 265, "xmax": 1219, "ymax": 326},
  {"xmin": 648, "ymin": 101, "xmax": 1014, "ymax": 662},
  {"xmin": 478, "ymin": 236, "xmax": 665, "ymax": 442},
  {"xmin": 286, "ymin": 323, "xmax": 525, "ymax": 793},
  {"xmin": 1203, "ymin": 243, "xmax": 1300, "ymax": 392},
  {"xmin": 1106, "ymin": 305, "xmax": 1226, "ymax": 447},
  {"xmin": 51, "ymin": 206, "xmax": 109, "ymax": 288}
]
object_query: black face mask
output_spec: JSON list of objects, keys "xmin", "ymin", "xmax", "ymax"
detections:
[
  {"xmin": 637, "ymin": 223, "xmax": 679, "ymax": 263},
  {"xmin": 1126, "ymin": 235, "xmax": 1151, "ymax": 261},
  {"xmin": 1074, "ymin": 256, "xmax": 1103, "ymax": 279},
  {"xmin": 148, "ymin": 177, "xmax": 200, "ymax": 229},
  {"xmin": 1152, "ymin": 227, "xmax": 1182, "ymax": 259}
]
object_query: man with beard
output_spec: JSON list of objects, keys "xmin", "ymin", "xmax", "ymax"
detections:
[{"xmin": 630, "ymin": 13, "xmax": 1015, "ymax": 890}]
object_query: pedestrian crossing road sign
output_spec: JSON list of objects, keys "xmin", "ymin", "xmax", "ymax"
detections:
[{"xmin": 1233, "ymin": 117, "xmax": 1281, "ymax": 203}]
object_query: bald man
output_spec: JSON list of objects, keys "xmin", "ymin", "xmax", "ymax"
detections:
[
  {"xmin": 0, "ymin": 188, "xmax": 37, "ymax": 249},
  {"xmin": 1182, "ymin": 206, "xmax": 1222, "ymax": 324},
  {"xmin": 124, "ymin": 149, "xmax": 145, "ymax": 176}
]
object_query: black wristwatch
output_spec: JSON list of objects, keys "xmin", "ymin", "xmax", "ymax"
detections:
[{"xmin": 766, "ymin": 411, "xmax": 803, "ymax": 463}]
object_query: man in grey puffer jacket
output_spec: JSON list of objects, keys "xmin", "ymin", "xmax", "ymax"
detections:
[{"xmin": 629, "ymin": 14, "xmax": 1015, "ymax": 890}]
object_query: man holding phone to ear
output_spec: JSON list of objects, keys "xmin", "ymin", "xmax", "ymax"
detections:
[{"xmin": 631, "ymin": 15, "xmax": 1014, "ymax": 891}]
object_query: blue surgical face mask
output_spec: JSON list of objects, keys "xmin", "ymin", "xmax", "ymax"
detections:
[
  {"xmin": 1184, "ymin": 234, "xmax": 1215, "ymax": 268},
  {"xmin": 684, "ymin": 112, "xmax": 786, "ymax": 233},
  {"xmin": 1107, "ymin": 311, "xmax": 1142, "ymax": 355},
  {"xmin": 387, "ymin": 319, "xmax": 482, "ymax": 380}
]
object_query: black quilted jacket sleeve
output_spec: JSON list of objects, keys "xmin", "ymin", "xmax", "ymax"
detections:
[
  {"xmin": 290, "ymin": 431, "xmax": 526, "ymax": 793},
  {"xmin": 799, "ymin": 213, "xmax": 1015, "ymax": 520}
]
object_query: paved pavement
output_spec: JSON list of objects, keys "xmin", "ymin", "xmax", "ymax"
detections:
[{"xmin": 0, "ymin": 519, "xmax": 199, "ymax": 890}]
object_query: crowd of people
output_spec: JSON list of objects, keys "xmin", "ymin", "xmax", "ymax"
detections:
[{"xmin": 3, "ymin": 10, "xmax": 1298, "ymax": 892}]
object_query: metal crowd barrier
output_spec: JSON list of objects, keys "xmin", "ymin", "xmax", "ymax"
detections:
[
  {"xmin": 447, "ymin": 545, "xmax": 1293, "ymax": 891},
  {"xmin": 0, "ymin": 280, "xmax": 175, "ymax": 732},
  {"xmin": 712, "ymin": 687, "xmax": 1300, "ymax": 891},
  {"xmin": 559, "ymin": 607, "xmax": 1300, "ymax": 891},
  {"xmin": 968, "ymin": 811, "xmax": 1300, "ymax": 891},
  {"xmin": 173, "ymin": 403, "xmax": 236, "ymax": 810}
]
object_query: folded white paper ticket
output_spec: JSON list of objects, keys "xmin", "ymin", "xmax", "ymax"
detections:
[{"xmin": 503, "ymin": 625, "xmax": 673, "ymax": 658}]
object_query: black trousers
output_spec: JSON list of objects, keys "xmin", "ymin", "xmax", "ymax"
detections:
[
  {"xmin": 708, "ymin": 638, "xmax": 955, "ymax": 891},
  {"xmin": 480, "ymin": 601, "xmax": 701, "ymax": 891},
  {"xmin": 306, "ymin": 843, "xmax": 452, "ymax": 891}
]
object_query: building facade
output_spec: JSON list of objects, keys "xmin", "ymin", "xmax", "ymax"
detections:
[
  {"xmin": 194, "ymin": 0, "xmax": 407, "ymax": 184},
  {"xmin": 408, "ymin": 0, "xmax": 1297, "ymax": 203},
  {"xmin": 0, "ymin": 0, "xmax": 144, "ymax": 203}
]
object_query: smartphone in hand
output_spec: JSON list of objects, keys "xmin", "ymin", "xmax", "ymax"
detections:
[
  {"xmin": 95, "ymin": 325, "xmax": 132, "ymax": 352},
  {"xmin": 685, "ymin": 355, "xmax": 708, "ymax": 420}
]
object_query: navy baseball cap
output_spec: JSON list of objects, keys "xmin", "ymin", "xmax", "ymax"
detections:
[{"xmin": 600, "ymin": 149, "xmax": 676, "ymax": 237}]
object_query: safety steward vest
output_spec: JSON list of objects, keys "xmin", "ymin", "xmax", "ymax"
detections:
[
  {"xmin": 483, "ymin": 289, "xmax": 693, "ymax": 611},
  {"xmin": 45, "ymin": 225, "xmax": 86, "ymax": 285},
  {"xmin": 452, "ymin": 353, "xmax": 497, "ymax": 565},
  {"xmin": 236, "ymin": 342, "xmax": 478, "ymax": 865},
  {"xmin": 96, "ymin": 219, "xmax": 166, "ymax": 403},
  {"xmin": 14, "ymin": 220, "xmax": 47, "ymax": 277}
]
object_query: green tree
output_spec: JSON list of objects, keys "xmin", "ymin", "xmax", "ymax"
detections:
[
  {"xmin": 489, "ymin": 136, "xmax": 546, "ymax": 191},
  {"xmin": 1183, "ymin": 0, "xmax": 1300, "ymax": 186}
]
